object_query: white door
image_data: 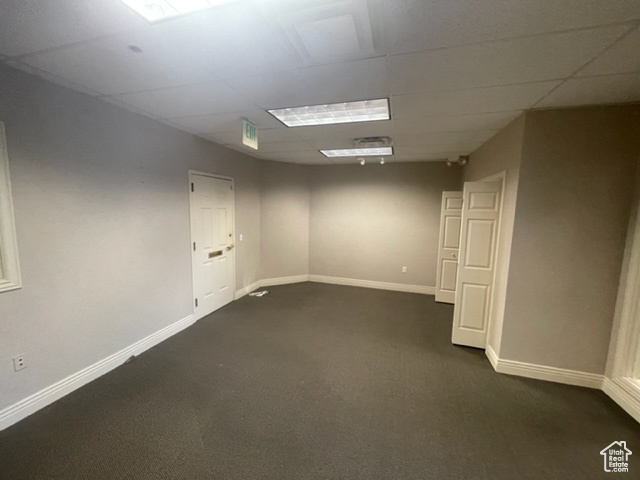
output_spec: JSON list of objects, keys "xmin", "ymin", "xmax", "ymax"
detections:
[
  {"xmin": 435, "ymin": 191, "xmax": 463, "ymax": 303},
  {"xmin": 451, "ymin": 181, "xmax": 502, "ymax": 348},
  {"xmin": 190, "ymin": 173, "xmax": 235, "ymax": 320}
]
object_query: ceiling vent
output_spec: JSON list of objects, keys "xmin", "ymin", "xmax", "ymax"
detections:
[
  {"xmin": 353, "ymin": 136, "xmax": 393, "ymax": 148},
  {"xmin": 265, "ymin": 0, "xmax": 377, "ymax": 62}
]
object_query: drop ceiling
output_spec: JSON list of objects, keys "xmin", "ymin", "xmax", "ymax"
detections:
[{"xmin": 0, "ymin": 0, "xmax": 639, "ymax": 165}]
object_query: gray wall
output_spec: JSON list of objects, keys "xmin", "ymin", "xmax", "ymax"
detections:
[
  {"xmin": 309, "ymin": 163, "xmax": 462, "ymax": 286},
  {"xmin": 500, "ymin": 106, "xmax": 640, "ymax": 373},
  {"xmin": 259, "ymin": 162, "xmax": 310, "ymax": 279},
  {"xmin": 0, "ymin": 64, "xmax": 263, "ymax": 410},
  {"xmin": 464, "ymin": 116, "xmax": 525, "ymax": 356}
]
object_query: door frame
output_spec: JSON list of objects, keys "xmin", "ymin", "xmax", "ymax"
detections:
[
  {"xmin": 435, "ymin": 191, "xmax": 463, "ymax": 303},
  {"xmin": 605, "ymin": 195, "xmax": 640, "ymax": 421},
  {"xmin": 188, "ymin": 170, "xmax": 236, "ymax": 318},
  {"xmin": 476, "ymin": 170, "xmax": 506, "ymax": 349}
]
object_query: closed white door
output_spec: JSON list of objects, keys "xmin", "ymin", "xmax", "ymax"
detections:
[
  {"xmin": 451, "ymin": 181, "xmax": 502, "ymax": 348},
  {"xmin": 190, "ymin": 173, "xmax": 235, "ymax": 320},
  {"xmin": 435, "ymin": 191, "xmax": 463, "ymax": 303}
]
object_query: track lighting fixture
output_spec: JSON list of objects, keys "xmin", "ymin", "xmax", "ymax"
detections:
[{"xmin": 446, "ymin": 155, "xmax": 470, "ymax": 167}]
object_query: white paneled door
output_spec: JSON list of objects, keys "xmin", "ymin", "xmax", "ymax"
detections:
[
  {"xmin": 452, "ymin": 181, "xmax": 502, "ymax": 348},
  {"xmin": 435, "ymin": 191, "xmax": 463, "ymax": 303},
  {"xmin": 190, "ymin": 172, "xmax": 235, "ymax": 320}
]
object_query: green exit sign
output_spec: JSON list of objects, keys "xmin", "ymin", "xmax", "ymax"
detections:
[{"xmin": 242, "ymin": 119, "xmax": 258, "ymax": 150}]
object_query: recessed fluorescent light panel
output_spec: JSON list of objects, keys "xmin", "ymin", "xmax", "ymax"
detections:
[
  {"xmin": 121, "ymin": 0, "xmax": 237, "ymax": 22},
  {"xmin": 268, "ymin": 98, "xmax": 390, "ymax": 127},
  {"xmin": 321, "ymin": 147, "xmax": 393, "ymax": 157}
]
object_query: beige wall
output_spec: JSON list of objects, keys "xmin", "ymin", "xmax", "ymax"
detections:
[
  {"xmin": 500, "ymin": 106, "xmax": 640, "ymax": 374},
  {"xmin": 465, "ymin": 116, "xmax": 525, "ymax": 355},
  {"xmin": 0, "ymin": 64, "xmax": 263, "ymax": 410},
  {"xmin": 259, "ymin": 162, "xmax": 310, "ymax": 279},
  {"xmin": 309, "ymin": 163, "xmax": 462, "ymax": 286}
]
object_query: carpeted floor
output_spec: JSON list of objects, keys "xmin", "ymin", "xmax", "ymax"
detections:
[{"xmin": 0, "ymin": 282, "xmax": 638, "ymax": 479}]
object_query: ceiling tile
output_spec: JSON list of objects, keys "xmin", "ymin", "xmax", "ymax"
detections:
[
  {"xmin": 392, "ymin": 82, "xmax": 560, "ymax": 117},
  {"xmin": 394, "ymin": 146, "xmax": 475, "ymax": 157},
  {"xmin": 0, "ymin": 0, "xmax": 144, "ymax": 57},
  {"xmin": 390, "ymin": 25, "xmax": 630, "ymax": 95},
  {"xmin": 231, "ymin": 56, "xmax": 389, "ymax": 109},
  {"xmin": 145, "ymin": 3, "xmax": 301, "ymax": 80},
  {"xmin": 380, "ymin": 0, "xmax": 640, "ymax": 54},
  {"xmin": 256, "ymin": 0, "xmax": 381, "ymax": 65},
  {"xmin": 392, "ymin": 111, "xmax": 521, "ymax": 133},
  {"xmin": 170, "ymin": 110, "xmax": 283, "ymax": 135},
  {"xmin": 393, "ymin": 131, "xmax": 497, "ymax": 146},
  {"xmin": 256, "ymin": 141, "xmax": 315, "ymax": 153},
  {"xmin": 20, "ymin": 29, "xmax": 220, "ymax": 96},
  {"xmin": 256, "ymin": 128, "xmax": 305, "ymax": 143},
  {"xmin": 112, "ymin": 81, "xmax": 257, "ymax": 118},
  {"xmin": 578, "ymin": 25, "xmax": 640, "ymax": 77},
  {"xmin": 293, "ymin": 120, "xmax": 393, "ymax": 141},
  {"xmin": 6, "ymin": 60, "xmax": 103, "ymax": 96},
  {"xmin": 535, "ymin": 73, "xmax": 640, "ymax": 108}
]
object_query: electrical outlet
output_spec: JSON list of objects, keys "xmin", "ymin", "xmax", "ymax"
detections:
[
  {"xmin": 13, "ymin": 354, "xmax": 26, "ymax": 372},
  {"xmin": 402, "ymin": 266, "xmax": 407, "ymax": 273},
  {"xmin": 239, "ymin": 233, "xmax": 243, "ymax": 241}
]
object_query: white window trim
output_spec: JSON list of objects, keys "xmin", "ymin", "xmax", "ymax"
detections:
[{"xmin": 0, "ymin": 121, "xmax": 21, "ymax": 293}]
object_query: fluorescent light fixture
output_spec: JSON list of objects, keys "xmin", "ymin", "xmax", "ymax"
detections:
[
  {"xmin": 321, "ymin": 147, "xmax": 393, "ymax": 157},
  {"xmin": 121, "ymin": 0, "xmax": 237, "ymax": 22},
  {"xmin": 268, "ymin": 98, "xmax": 390, "ymax": 127}
]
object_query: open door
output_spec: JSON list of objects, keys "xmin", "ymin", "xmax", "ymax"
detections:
[
  {"xmin": 435, "ymin": 191, "xmax": 463, "ymax": 303},
  {"xmin": 451, "ymin": 181, "xmax": 502, "ymax": 348}
]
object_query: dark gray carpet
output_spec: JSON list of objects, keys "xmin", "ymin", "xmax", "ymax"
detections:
[{"xmin": 1, "ymin": 282, "xmax": 638, "ymax": 479}]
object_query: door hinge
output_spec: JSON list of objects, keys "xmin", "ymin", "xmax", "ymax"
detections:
[
  {"xmin": 195, "ymin": 298, "xmax": 198, "ymax": 307},
  {"xmin": 191, "ymin": 182, "xmax": 194, "ymax": 192},
  {"xmin": 230, "ymin": 184, "xmax": 233, "ymax": 190},
  {"xmin": 193, "ymin": 242, "xmax": 196, "ymax": 251}
]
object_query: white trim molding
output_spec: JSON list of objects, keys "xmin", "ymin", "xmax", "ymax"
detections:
[
  {"xmin": 236, "ymin": 274, "xmax": 435, "ymax": 298},
  {"xmin": 0, "ymin": 122, "xmax": 22, "ymax": 293},
  {"xmin": 263, "ymin": 274, "xmax": 310, "ymax": 287},
  {"xmin": 235, "ymin": 280, "xmax": 263, "ymax": 299},
  {"xmin": 0, "ymin": 314, "xmax": 195, "ymax": 431},
  {"xmin": 309, "ymin": 275, "xmax": 435, "ymax": 295},
  {"xmin": 603, "ymin": 377, "xmax": 640, "ymax": 423},
  {"xmin": 485, "ymin": 346, "xmax": 604, "ymax": 389},
  {"xmin": 485, "ymin": 345, "xmax": 499, "ymax": 370}
]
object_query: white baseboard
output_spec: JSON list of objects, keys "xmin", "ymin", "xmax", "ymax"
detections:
[
  {"xmin": 235, "ymin": 275, "xmax": 309, "ymax": 299},
  {"xmin": 308, "ymin": 275, "xmax": 435, "ymax": 295},
  {"xmin": 0, "ymin": 314, "xmax": 195, "ymax": 432},
  {"xmin": 261, "ymin": 274, "xmax": 310, "ymax": 287},
  {"xmin": 485, "ymin": 344, "xmax": 499, "ymax": 370},
  {"xmin": 235, "ymin": 280, "xmax": 262, "ymax": 300},
  {"xmin": 235, "ymin": 274, "xmax": 434, "ymax": 297},
  {"xmin": 603, "ymin": 377, "xmax": 640, "ymax": 423},
  {"xmin": 486, "ymin": 349, "xmax": 604, "ymax": 389}
]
